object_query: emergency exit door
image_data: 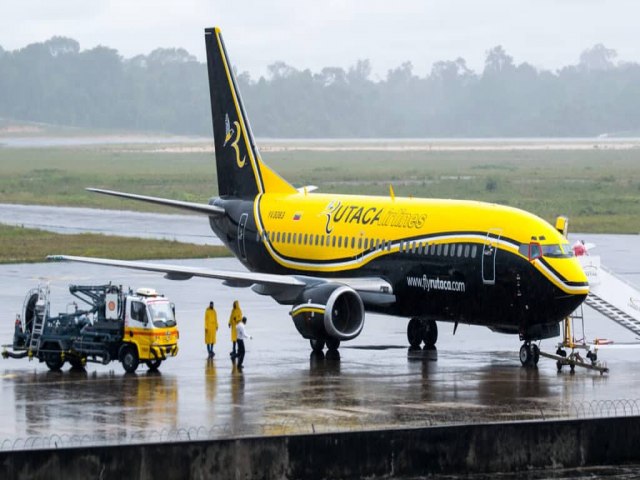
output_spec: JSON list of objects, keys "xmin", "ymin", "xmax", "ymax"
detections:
[{"xmin": 237, "ymin": 213, "xmax": 248, "ymax": 260}]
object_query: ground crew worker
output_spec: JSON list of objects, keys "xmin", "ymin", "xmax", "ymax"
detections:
[
  {"xmin": 204, "ymin": 301, "xmax": 218, "ymax": 358},
  {"xmin": 236, "ymin": 316, "xmax": 252, "ymax": 369},
  {"xmin": 228, "ymin": 300, "xmax": 242, "ymax": 358},
  {"xmin": 13, "ymin": 315, "xmax": 24, "ymax": 347}
]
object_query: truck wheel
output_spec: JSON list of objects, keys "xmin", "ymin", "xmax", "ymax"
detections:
[
  {"xmin": 121, "ymin": 346, "xmax": 139, "ymax": 373},
  {"xmin": 45, "ymin": 354, "xmax": 64, "ymax": 371},
  {"xmin": 69, "ymin": 357, "xmax": 85, "ymax": 370},
  {"xmin": 146, "ymin": 359, "xmax": 162, "ymax": 371},
  {"xmin": 44, "ymin": 345, "xmax": 64, "ymax": 371}
]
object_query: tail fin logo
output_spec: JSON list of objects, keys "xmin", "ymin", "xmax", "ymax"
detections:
[{"xmin": 223, "ymin": 113, "xmax": 246, "ymax": 168}]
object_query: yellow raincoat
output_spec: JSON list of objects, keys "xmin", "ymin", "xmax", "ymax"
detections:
[
  {"xmin": 228, "ymin": 301, "xmax": 242, "ymax": 342},
  {"xmin": 204, "ymin": 306, "xmax": 218, "ymax": 344}
]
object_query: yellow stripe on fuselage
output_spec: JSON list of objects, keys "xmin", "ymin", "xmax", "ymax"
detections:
[{"xmin": 255, "ymin": 191, "xmax": 588, "ymax": 295}]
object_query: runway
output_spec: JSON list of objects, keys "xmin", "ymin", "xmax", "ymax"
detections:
[{"xmin": 0, "ymin": 235, "xmax": 639, "ymax": 447}]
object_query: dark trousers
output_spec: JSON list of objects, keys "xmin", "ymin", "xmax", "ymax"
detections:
[{"xmin": 237, "ymin": 339, "xmax": 245, "ymax": 366}]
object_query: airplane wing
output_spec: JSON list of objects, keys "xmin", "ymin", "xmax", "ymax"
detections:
[
  {"xmin": 47, "ymin": 255, "xmax": 395, "ymax": 307},
  {"xmin": 86, "ymin": 188, "xmax": 225, "ymax": 216}
]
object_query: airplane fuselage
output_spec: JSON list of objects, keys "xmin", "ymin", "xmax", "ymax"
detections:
[{"xmin": 209, "ymin": 191, "xmax": 587, "ymax": 339}]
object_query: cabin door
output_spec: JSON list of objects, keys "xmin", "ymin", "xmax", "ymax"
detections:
[
  {"xmin": 482, "ymin": 229, "xmax": 501, "ymax": 285},
  {"xmin": 237, "ymin": 213, "xmax": 248, "ymax": 260}
]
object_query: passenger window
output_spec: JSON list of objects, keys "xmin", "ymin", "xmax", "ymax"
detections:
[
  {"xmin": 292, "ymin": 233, "xmax": 297, "ymax": 244},
  {"xmin": 464, "ymin": 245, "xmax": 470, "ymax": 258},
  {"xmin": 287, "ymin": 232, "xmax": 291, "ymax": 244},
  {"xmin": 443, "ymin": 244, "xmax": 449, "ymax": 256},
  {"xmin": 315, "ymin": 235, "xmax": 320, "ymax": 245},
  {"xmin": 332, "ymin": 236, "xmax": 337, "ymax": 247},
  {"xmin": 338, "ymin": 237, "xmax": 342, "ymax": 248},
  {"xmin": 471, "ymin": 245, "xmax": 477, "ymax": 258},
  {"xmin": 436, "ymin": 244, "xmax": 442, "ymax": 256},
  {"xmin": 320, "ymin": 236, "xmax": 324, "ymax": 246},
  {"xmin": 358, "ymin": 238, "xmax": 363, "ymax": 249},
  {"xmin": 430, "ymin": 244, "xmax": 435, "ymax": 255},
  {"xmin": 457, "ymin": 245, "xmax": 463, "ymax": 257}
]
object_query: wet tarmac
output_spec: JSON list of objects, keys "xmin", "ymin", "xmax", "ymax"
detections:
[
  {"xmin": 0, "ymin": 204, "xmax": 220, "ymax": 245},
  {"xmin": 0, "ymin": 231, "xmax": 639, "ymax": 448}
]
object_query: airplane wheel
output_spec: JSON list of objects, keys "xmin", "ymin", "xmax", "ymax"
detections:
[
  {"xmin": 519, "ymin": 343, "xmax": 532, "ymax": 366},
  {"xmin": 532, "ymin": 344, "xmax": 540, "ymax": 366},
  {"xmin": 326, "ymin": 338, "xmax": 340, "ymax": 351},
  {"xmin": 407, "ymin": 318, "xmax": 423, "ymax": 348},
  {"xmin": 423, "ymin": 320, "xmax": 438, "ymax": 347},
  {"xmin": 310, "ymin": 339, "xmax": 325, "ymax": 352},
  {"xmin": 556, "ymin": 360, "xmax": 563, "ymax": 372}
]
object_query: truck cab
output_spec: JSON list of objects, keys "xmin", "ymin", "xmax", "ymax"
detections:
[{"xmin": 120, "ymin": 288, "xmax": 179, "ymax": 373}]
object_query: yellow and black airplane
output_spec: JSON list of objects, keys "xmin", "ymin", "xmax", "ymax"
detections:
[{"xmin": 51, "ymin": 27, "xmax": 589, "ymax": 366}]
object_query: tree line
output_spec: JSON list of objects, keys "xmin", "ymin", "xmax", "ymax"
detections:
[{"xmin": 1, "ymin": 37, "xmax": 639, "ymax": 137}]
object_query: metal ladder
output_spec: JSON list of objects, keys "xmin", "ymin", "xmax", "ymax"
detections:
[
  {"xmin": 26, "ymin": 286, "xmax": 50, "ymax": 353},
  {"xmin": 585, "ymin": 293, "xmax": 640, "ymax": 338}
]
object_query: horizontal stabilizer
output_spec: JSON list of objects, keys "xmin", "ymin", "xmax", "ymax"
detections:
[{"xmin": 86, "ymin": 188, "xmax": 225, "ymax": 216}]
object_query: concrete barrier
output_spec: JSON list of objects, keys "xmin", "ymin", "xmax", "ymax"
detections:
[{"xmin": 2, "ymin": 416, "xmax": 640, "ymax": 479}]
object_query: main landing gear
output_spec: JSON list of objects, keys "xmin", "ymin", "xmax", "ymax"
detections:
[
  {"xmin": 310, "ymin": 338, "xmax": 340, "ymax": 353},
  {"xmin": 519, "ymin": 342, "xmax": 540, "ymax": 367},
  {"xmin": 407, "ymin": 318, "xmax": 438, "ymax": 349}
]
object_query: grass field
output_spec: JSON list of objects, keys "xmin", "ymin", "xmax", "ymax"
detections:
[
  {"xmin": 0, "ymin": 224, "xmax": 229, "ymax": 264},
  {"xmin": 0, "ymin": 143, "xmax": 639, "ymax": 233}
]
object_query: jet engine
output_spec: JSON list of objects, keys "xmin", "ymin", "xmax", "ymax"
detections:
[{"xmin": 290, "ymin": 283, "xmax": 365, "ymax": 342}]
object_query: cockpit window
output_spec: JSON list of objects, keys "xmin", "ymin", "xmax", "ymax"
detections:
[
  {"xmin": 542, "ymin": 243, "xmax": 574, "ymax": 259},
  {"xmin": 518, "ymin": 242, "xmax": 542, "ymax": 260},
  {"xmin": 519, "ymin": 242, "xmax": 573, "ymax": 260},
  {"xmin": 148, "ymin": 302, "xmax": 176, "ymax": 328}
]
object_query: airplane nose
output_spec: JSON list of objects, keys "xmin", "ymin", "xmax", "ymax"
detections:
[{"xmin": 555, "ymin": 293, "xmax": 588, "ymax": 319}]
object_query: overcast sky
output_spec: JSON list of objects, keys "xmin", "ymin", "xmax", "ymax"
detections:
[{"xmin": 1, "ymin": 1, "xmax": 638, "ymax": 79}]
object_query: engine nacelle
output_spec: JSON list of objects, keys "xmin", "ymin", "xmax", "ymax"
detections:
[{"xmin": 290, "ymin": 284, "xmax": 365, "ymax": 341}]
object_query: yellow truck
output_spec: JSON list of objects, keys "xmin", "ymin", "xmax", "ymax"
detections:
[{"xmin": 4, "ymin": 284, "xmax": 178, "ymax": 373}]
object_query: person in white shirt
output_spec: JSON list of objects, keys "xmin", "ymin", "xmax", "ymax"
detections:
[{"xmin": 235, "ymin": 317, "xmax": 252, "ymax": 369}]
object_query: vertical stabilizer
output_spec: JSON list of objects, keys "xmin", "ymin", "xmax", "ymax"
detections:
[{"xmin": 205, "ymin": 27, "xmax": 296, "ymax": 198}]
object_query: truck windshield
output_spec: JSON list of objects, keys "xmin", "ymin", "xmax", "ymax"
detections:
[
  {"xmin": 542, "ymin": 243, "xmax": 574, "ymax": 259},
  {"xmin": 147, "ymin": 302, "xmax": 176, "ymax": 328}
]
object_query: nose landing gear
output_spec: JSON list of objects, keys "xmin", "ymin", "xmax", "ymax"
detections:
[{"xmin": 519, "ymin": 342, "xmax": 540, "ymax": 367}]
